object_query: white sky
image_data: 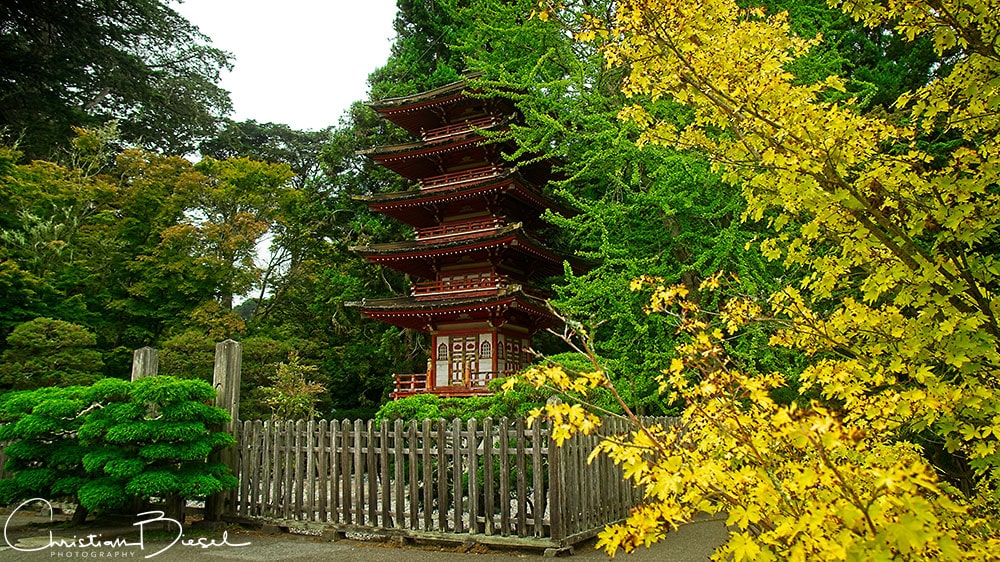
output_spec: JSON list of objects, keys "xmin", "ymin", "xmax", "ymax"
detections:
[{"xmin": 172, "ymin": 0, "xmax": 398, "ymax": 131}]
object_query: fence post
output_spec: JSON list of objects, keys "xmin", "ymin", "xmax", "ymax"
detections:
[
  {"xmin": 547, "ymin": 396, "xmax": 565, "ymax": 544},
  {"xmin": 130, "ymin": 346, "xmax": 159, "ymax": 381},
  {"xmin": 205, "ymin": 339, "xmax": 242, "ymax": 522}
]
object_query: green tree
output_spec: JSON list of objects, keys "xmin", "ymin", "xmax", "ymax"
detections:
[
  {"xmin": 258, "ymin": 351, "xmax": 327, "ymax": 420},
  {"xmin": 0, "ymin": 0, "xmax": 232, "ymax": 158},
  {"xmin": 0, "ymin": 377, "xmax": 236, "ymax": 524},
  {"xmin": 188, "ymin": 157, "xmax": 296, "ymax": 311},
  {"xmin": 199, "ymin": 120, "xmax": 331, "ymax": 190},
  {"xmin": 367, "ymin": 0, "xmax": 467, "ymax": 100},
  {"xmin": 77, "ymin": 377, "xmax": 236, "ymax": 523},
  {"xmin": 0, "ymin": 318, "xmax": 103, "ymax": 389},
  {"xmin": 0, "ymin": 385, "xmax": 94, "ymax": 524},
  {"xmin": 103, "ymin": 149, "xmax": 208, "ymax": 346}
]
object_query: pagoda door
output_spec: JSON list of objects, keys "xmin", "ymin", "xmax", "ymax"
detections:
[{"xmin": 450, "ymin": 335, "xmax": 478, "ymax": 385}]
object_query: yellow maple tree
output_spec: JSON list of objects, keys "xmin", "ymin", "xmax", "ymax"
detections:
[{"xmin": 514, "ymin": 0, "xmax": 1000, "ymax": 558}]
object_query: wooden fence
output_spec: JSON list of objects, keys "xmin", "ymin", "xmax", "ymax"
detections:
[
  {"xmin": 229, "ymin": 415, "xmax": 675, "ymax": 552},
  {"xmin": 0, "ymin": 343, "xmax": 678, "ymax": 553}
]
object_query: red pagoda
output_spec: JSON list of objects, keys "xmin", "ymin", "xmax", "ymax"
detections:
[{"xmin": 353, "ymin": 79, "xmax": 581, "ymax": 399}]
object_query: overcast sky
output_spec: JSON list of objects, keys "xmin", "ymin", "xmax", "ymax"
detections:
[{"xmin": 172, "ymin": 0, "xmax": 398, "ymax": 131}]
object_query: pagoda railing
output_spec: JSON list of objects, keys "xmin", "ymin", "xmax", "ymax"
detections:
[
  {"xmin": 392, "ymin": 372, "xmax": 428, "ymax": 396},
  {"xmin": 391, "ymin": 371, "xmax": 503, "ymax": 398},
  {"xmin": 418, "ymin": 165, "xmax": 505, "ymax": 191},
  {"xmin": 421, "ymin": 116, "xmax": 498, "ymax": 142},
  {"xmin": 415, "ymin": 217, "xmax": 505, "ymax": 241},
  {"xmin": 411, "ymin": 273, "xmax": 508, "ymax": 300}
]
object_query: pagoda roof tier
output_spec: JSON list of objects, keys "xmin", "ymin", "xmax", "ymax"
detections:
[
  {"xmin": 359, "ymin": 121, "xmax": 514, "ymax": 181},
  {"xmin": 355, "ymin": 288, "xmax": 558, "ymax": 332},
  {"xmin": 355, "ymin": 168, "xmax": 573, "ymax": 228},
  {"xmin": 352, "ymin": 223, "xmax": 577, "ymax": 280},
  {"xmin": 366, "ymin": 75, "xmax": 510, "ymax": 137}
]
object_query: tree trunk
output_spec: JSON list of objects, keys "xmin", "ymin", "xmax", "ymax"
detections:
[
  {"xmin": 165, "ymin": 493, "xmax": 186, "ymax": 526},
  {"xmin": 71, "ymin": 504, "xmax": 88, "ymax": 525}
]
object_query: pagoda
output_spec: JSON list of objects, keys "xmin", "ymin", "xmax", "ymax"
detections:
[{"xmin": 353, "ymin": 79, "xmax": 581, "ymax": 399}]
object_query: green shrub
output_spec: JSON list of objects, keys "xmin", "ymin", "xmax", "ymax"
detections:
[
  {"xmin": 0, "ymin": 376, "xmax": 237, "ymax": 520},
  {"xmin": 0, "ymin": 318, "xmax": 103, "ymax": 389}
]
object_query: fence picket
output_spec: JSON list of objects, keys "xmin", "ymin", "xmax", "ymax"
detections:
[
  {"xmin": 436, "ymin": 419, "xmax": 447, "ymax": 531},
  {"xmin": 421, "ymin": 418, "xmax": 433, "ymax": 530},
  {"xmin": 515, "ymin": 418, "xmax": 527, "ymax": 537},
  {"xmin": 317, "ymin": 420, "xmax": 328, "ymax": 522},
  {"xmin": 450, "ymin": 417, "xmax": 463, "ymax": 533},
  {"xmin": 367, "ymin": 420, "xmax": 378, "ymax": 526},
  {"xmin": 408, "ymin": 420, "xmax": 419, "ymax": 529},
  {"xmin": 380, "ymin": 421, "xmax": 391, "ymax": 527},
  {"xmin": 299, "ymin": 420, "xmax": 308, "ymax": 519},
  {"xmin": 482, "ymin": 417, "xmax": 494, "ymax": 536},
  {"xmin": 330, "ymin": 420, "xmax": 340, "ymax": 523},
  {"xmin": 236, "ymin": 421, "xmax": 248, "ymax": 518},
  {"xmin": 531, "ymin": 420, "xmax": 544, "ymax": 538},
  {"xmin": 393, "ymin": 419, "xmax": 404, "ymax": 529},
  {"xmin": 341, "ymin": 420, "xmax": 353, "ymax": 525},
  {"xmin": 499, "ymin": 417, "xmax": 510, "ymax": 537},
  {"xmin": 468, "ymin": 418, "xmax": 479, "ymax": 534}
]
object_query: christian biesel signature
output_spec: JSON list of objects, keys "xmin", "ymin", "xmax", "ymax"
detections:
[{"xmin": 4, "ymin": 498, "xmax": 251, "ymax": 559}]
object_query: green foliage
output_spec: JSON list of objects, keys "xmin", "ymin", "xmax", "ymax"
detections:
[
  {"xmin": 756, "ymin": 0, "xmax": 946, "ymax": 110},
  {"xmin": 367, "ymin": 0, "xmax": 468, "ymax": 99},
  {"xmin": 198, "ymin": 120, "xmax": 331, "ymax": 190},
  {"xmin": 258, "ymin": 351, "xmax": 327, "ymax": 420},
  {"xmin": 157, "ymin": 330, "xmax": 216, "ymax": 381},
  {"xmin": 0, "ymin": 318, "xmax": 103, "ymax": 390},
  {"xmin": 0, "ymin": 377, "xmax": 236, "ymax": 517},
  {"xmin": 374, "ymin": 376, "xmax": 556, "ymax": 423},
  {"xmin": 0, "ymin": 385, "xmax": 94, "ymax": 505},
  {"xmin": 0, "ymin": 0, "xmax": 233, "ymax": 159},
  {"xmin": 77, "ymin": 376, "xmax": 236, "ymax": 512}
]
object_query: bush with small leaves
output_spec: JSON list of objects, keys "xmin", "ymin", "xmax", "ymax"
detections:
[
  {"xmin": 77, "ymin": 376, "xmax": 236, "ymax": 514},
  {"xmin": 0, "ymin": 376, "xmax": 236, "ymax": 522},
  {"xmin": 0, "ymin": 385, "xmax": 95, "ymax": 522}
]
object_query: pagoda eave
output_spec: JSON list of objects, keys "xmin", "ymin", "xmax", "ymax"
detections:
[
  {"xmin": 355, "ymin": 173, "xmax": 576, "ymax": 228},
  {"xmin": 360, "ymin": 132, "xmax": 513, "ymax": 181},
  {"xmin": 353, "ymin": 228, "xmax": 568, "ymax": 279},
  {"xmin": 365, "ymin": 74, "xmax": 493, "ymax": 136},
  {"xmin": 358, "ymin": 292, "xmax": 558, "ymax": 332}
]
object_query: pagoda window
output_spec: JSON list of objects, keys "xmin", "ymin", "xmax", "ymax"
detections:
[
  {"xmin": 480, "ymin": 341, "xmax": 492, "ymax": 359},
  {"xmin": 498, "ymin": 341, "xmax": 505, "ymax": 359},
  {"xmin": 437, "ymin": 343, "xmax": 448, "ymax": 361}
]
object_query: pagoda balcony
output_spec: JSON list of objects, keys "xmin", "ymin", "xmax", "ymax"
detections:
[
  {"xmin": 391, "ymin": 372, "xmax": 428, "ymax": 397},
  {"xmin": 414, "ymin": 217, "xmax": 505, "ymax": 242},
  {"xmin": 390, "ymin": 371, "xmax": 501, "ymax": 399},
  {"xmin": 411, "ymin": 273, "xmax": 509, "ymax": 301},
  {"xmin": 418, "ymin": 165, "xmax": 505, "ymax": 192},
  {"xmin": 420, "ymin": 116, "xmax": 499, "ymax": 142}
]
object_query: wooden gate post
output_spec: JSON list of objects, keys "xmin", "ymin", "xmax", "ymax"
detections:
[
  {"xmin": 205, "ymin": 339, "xmax": 242, "ymax": 522},
  {"xmin": 130, "ymin": 346, "xmax": 159, "ymax": 381}
]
